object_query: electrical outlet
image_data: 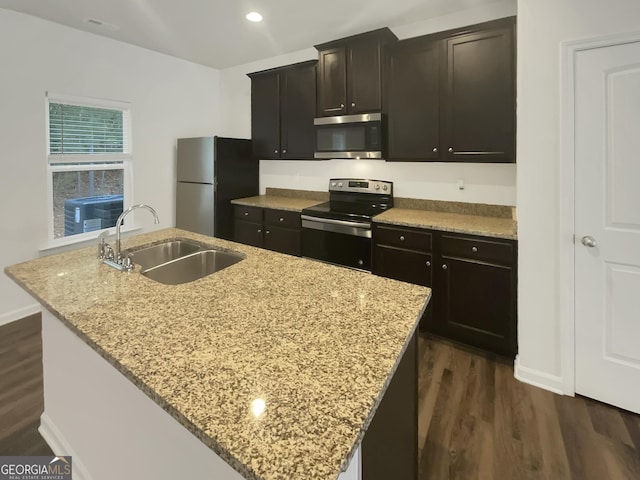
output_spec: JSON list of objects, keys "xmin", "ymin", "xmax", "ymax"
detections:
[{"xmin": 457, "ymin": 179, "xmax": 465, "ymax": 191}]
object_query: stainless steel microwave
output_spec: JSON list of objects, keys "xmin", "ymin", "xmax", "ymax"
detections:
[{"xmin": 314, "ymin": 113, "xmax": 384, "ymax": 159}]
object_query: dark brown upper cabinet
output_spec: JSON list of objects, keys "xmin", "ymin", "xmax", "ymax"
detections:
[
  {"xmin": 442, "ymin": 18, "xmax": 516, "ymax": 163},
  {"xmin": 385, "ymin": 37, "xmax": 441, "ymax": 161},
  {"xmin": 315, "ymin": 28, "xmax": 397, "ymax": 117},
  {"xmin": 248, "ymin": 60, "xmax": 317, "ymax": 160},
  {"xmin": 385, "ymin": 17, "xmax": 516, "ymax": 163}
]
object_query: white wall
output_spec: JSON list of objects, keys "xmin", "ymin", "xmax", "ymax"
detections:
[
  {"xmin": 219, "ymin": 0, "xmax": 518, "ymax": 205},
  {"xmin": 516, "ymin": 0, "xmax": 640, "ymax": 391},
  {"xmin": 0, "ymin": 9, "xmax": 220, "ymax": 324}
]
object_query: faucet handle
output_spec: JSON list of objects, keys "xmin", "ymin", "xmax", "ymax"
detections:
[
  {"xmin": 122, "ymin": 254, "xmax": 134, "ymax": 272},
  {"xmin": 97, "ymin": 231, "xmax": 111, "ymax": 259}
]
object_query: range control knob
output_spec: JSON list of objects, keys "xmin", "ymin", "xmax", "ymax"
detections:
[
  {"xmin": 382, "ymin": 185, "xmax": 388, "ymax": 191},
  {"xmin": 331, "ymin": 182, "xmax": 337, "ymax": 187},
  {"xmin": 374, "ymin": 184, "xmax": 380, "ymax": 190},
  {"xmin": 338, "ymin": 182, "xmax": 343, "ymax": 187}
]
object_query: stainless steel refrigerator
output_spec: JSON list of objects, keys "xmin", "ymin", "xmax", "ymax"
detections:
[{"xmin": 176, "ymin": 137, "xmax": 258, "ymax": 240}]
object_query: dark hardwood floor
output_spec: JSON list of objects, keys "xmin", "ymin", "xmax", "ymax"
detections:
[
  {"xmin": 1, "ymin": 314, "xmax": 638, "ymax": 479},
  {"xmin": 0, "ymin": 313, "xmax": 52, "ymax": 455},
  {"xmin": 418, "ymin": 336, "xmax": 640, "ymax": 479}
]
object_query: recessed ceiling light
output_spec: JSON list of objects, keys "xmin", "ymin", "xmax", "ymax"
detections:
[{"xmin": 246, "ymin": 11, "xmax": 263, "ymax": 22}]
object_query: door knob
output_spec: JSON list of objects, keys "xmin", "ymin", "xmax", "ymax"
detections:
[{"xmin": 581, "ymin": 235, "xmax": 598, "ymax": 248}]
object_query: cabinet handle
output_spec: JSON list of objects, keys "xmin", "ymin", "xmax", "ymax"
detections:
[
  {"xmin": 265, "ymin": 230, "xmax": 270, "ymax": 235},
  {"xmin": 448, "ymin": 147, "xmax": 454, "ymax": 153},
  {"xmin": 274, "ymin": 149, "xmax": 279, "ymax": 154},
  {"xmin": 425, "ymin": 261, "xmax": 431, "ymax": 267},
  {"xmin": 244, "ymin": 212, "xmax": 249, "ymax": 216},
  {"xmin": 340, "ymin": 103, "xmax": 345, "ymax": 108},
  {"xmin": 358, "ymin": 259, "xmax": 364, "ymax": 266},
  {"xmin": 351, "ymin": 102, "xmax": 356, "ymax": 107},
  {"xmin": 400, "ymin": 235, "xmax": 405, "ymax": 241},
  {"xmin": 257, "ymin": 229, "xmax": 262, "ymax": 233},
  {"xmin": 282, "ymin": 149, "xmax": 287, "ymax": 154},
  {"xmin": 279, "ymin": 217, "xmax": 284, "ymax": 222},
  {"xmin": 472, "ymin": 246, "xmax": 478, "ymax": 253},
  {"xmin": 442, "ymin": 264, "xmax": 448, "ymax": 270},
  {"xmin": 432, "ymin": 147, "xmax": 438, "ymax": 153}
]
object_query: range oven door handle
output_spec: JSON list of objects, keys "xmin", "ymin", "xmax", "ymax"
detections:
[{"xmin": 301, "ymin": 215, "xmax": 372, "ymax": 238}]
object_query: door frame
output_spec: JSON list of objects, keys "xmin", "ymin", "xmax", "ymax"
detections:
[{"xmin": 560, "ymin": 31, "xmax": 640, "ymax": 396}]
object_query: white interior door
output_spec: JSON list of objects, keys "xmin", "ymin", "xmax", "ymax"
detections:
[{"xmin": 574, "ymin": 39, "xmax": 640, "ymax": 414}]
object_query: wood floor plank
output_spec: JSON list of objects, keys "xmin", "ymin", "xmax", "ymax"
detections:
[
  {"xmin": 586, "ymin": 398, "xmax": 634, "ymax": 447},
  {"xmin": 417, "ymin": 339, "xmax": 452, "ymax": 454},
  {"xmin": 420, "ymin": 350, "xmax": 470, "ymax": 479},
  {"xmin": 528, "ymin": 386, "xmax": 572, "ymax": 480},
  {"xmin": 555, "ymin": 395, "xmax": 613, "ymax": 480},
  {"xmin": 623, "ymin": 413, "xmax": 640, "ymax": 455},
  {"xmin": 0, "ymin": 421, "xmax": 52, "ymax": 456}
]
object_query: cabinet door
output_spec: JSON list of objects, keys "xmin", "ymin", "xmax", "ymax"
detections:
[
  {"xmin": 385, "ymin": 39, "xmax": 440, "ymax": 161},
  {"xmin": 348, "ymin": 39, "xmax": 383, "ymax": 113},
  {"xmin": 436, "ymin": 256, "xmax": 516, "ymax": 356},
  {"xmin": 234, "ymin": 220, "xmax": 264, "ymax": 247},
  {"xmin": 442, "ymin": 22, "xmax": 515, "ymax": 163},
  {"xmin": 373, "ymin": 246, "xmax": 432, "ymax": 286},
  {"xmin": 264, "ymin": 226, "xmax": 301, "ymax": 256},
  {"xmin": 280, "ymin": 64, "xmax": 317, "ymax": 159},
  {"xmin": 317, "ymin": 46, "xmax": 347, "ymax": 116},
  {"xmin": 373, "ymin": 245, "xmax": 433, "ymax": 324},
  {"xmin": 251, "ymin": 73, "xmax": 281, "ymax": 159}
]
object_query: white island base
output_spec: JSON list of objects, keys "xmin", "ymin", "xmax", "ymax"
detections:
[{"xmin": 39, "ymin": 309, "xmax": 360, "ymax": 480}]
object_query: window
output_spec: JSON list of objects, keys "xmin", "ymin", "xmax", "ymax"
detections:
[{"xmin": 46, "ymin": 94, "xmax": 132, "ymax": 244}]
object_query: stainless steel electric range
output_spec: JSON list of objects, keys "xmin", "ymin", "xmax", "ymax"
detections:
[{"xmin": 301, "ymin": 178, "xmax": 393, "ymax": 271}]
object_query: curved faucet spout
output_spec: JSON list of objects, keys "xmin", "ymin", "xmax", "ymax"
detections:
[{"xmin": 115, "ymin": 204, "xmax": 160, "ymax": 261}]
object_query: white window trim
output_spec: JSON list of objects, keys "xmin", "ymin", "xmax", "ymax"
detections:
[{"xmin": 44, "ymin": 93, "xmax": 135, "ymax": 249}]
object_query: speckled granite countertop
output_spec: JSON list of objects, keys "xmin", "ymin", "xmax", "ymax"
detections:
[
  {"xmin": 231, "ymin": 195, "xmax": 324, "ymax": 212},
  {"xmin": 5, "ymin": 228, "xmax": 429, "ymax": 480},
  {"xmin": 374, "ymin": 208, "xmax": 517, "ymax": 240}
]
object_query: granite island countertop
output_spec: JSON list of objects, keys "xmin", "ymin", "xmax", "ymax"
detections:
[{"xmin": 5, "ymin": 228, "xmax": 429, "ymax": 480}]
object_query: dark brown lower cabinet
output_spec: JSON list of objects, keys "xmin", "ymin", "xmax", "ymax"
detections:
[
  {"xmin": 372, "ymin": 224, "xmax": 433, "ymax": 323},
  {"xmin": 373, "ymin": 224, "xmax": 517, "ymax": 357},
  {"xmin": 433, "ymin": 233, "xmax": 517, "ymax": 357},
  {"xmin": 362, "ymin": 330, "xmax": 417, "ymax": 480},
  {"xmin": 263, "ymin": 226, "xmax": 300, "ymax": 256},
  {"xmin": 233, "ymin": 205, "xmax": 301, "ymax": 256}
]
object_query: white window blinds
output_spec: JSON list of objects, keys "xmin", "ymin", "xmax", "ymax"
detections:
[{"xmin": 47, "ymin": 94, "xmax": 131, "ymax": 163}]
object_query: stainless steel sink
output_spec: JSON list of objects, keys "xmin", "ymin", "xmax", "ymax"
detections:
[
  {"xmin": 126, "ymin": 240, "xmax": 202, "ymax": 271},
  {"xmin": 141, "ymin": 250, "xmax": 244, "ymax": 285}
]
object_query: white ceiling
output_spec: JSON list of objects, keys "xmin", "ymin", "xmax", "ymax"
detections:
[{"xmin": 0, "ymin": 0, "xmax": 500, "ymax": 69}]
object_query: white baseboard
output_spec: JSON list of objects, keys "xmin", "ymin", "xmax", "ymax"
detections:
[
  {"xmin": 514, "ymin": 355, "xmax": 565, "ymax": 395},
  {"xmin": 0, "ymin": 303, "xmax": 41, "ymax": 327},
  {"xmin": 39, "ymin": 413, "xmax": 94, "ymax": 480}
]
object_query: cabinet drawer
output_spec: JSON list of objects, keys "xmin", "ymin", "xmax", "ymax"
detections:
[
  {"xmin": 234, "ymin": 205, "xmax": 263, "ymax": 223},
  {"xmin": 440, "ymin": 234, "xmax": 513, "ymax": 265},
  {"xmin": 264, "ymin": 209, "xmax": 300, "ymax": 229},
  {"xmin": 375, "ymin": 225, "xmax": 432, "ymax": 252}
]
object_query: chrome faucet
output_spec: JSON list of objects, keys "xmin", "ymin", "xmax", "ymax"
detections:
[{"xmin": 99, "ymin": 204, "xmax": 160, "ymax": 272}]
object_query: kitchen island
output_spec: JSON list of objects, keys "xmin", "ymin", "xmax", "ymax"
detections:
[{"xmin": 5, "ymin": 228, "xmax": 429, "ymax": 480}]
